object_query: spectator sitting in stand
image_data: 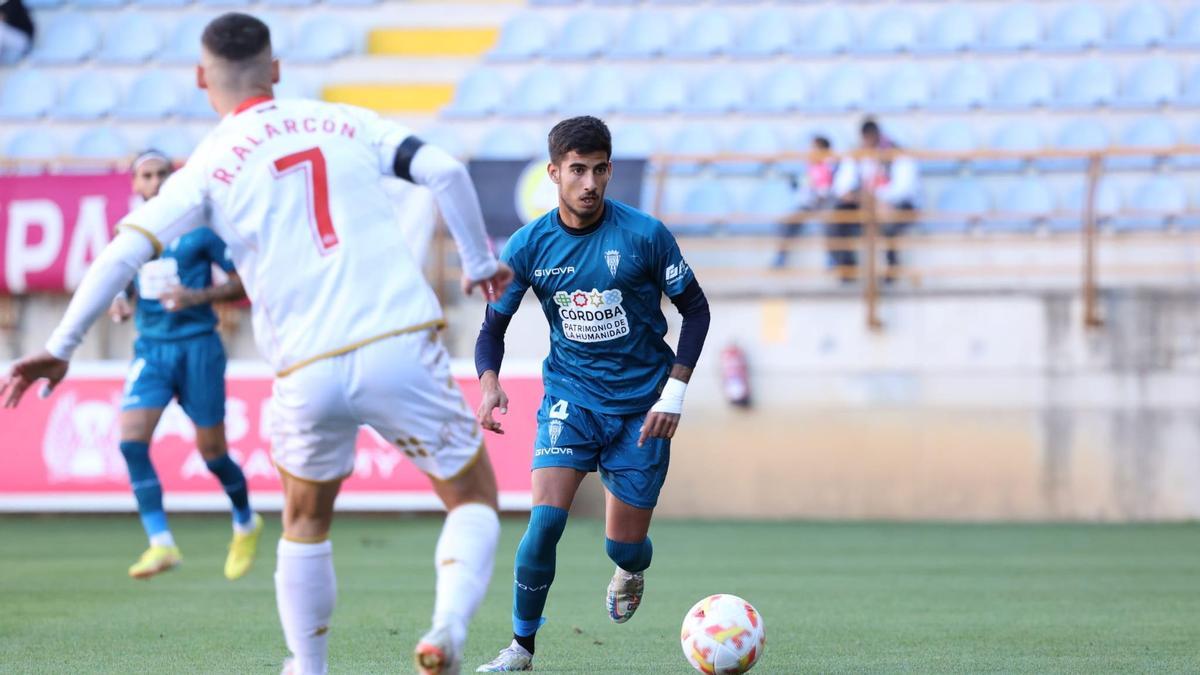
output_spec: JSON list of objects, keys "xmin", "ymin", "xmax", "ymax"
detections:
[{"xmin": 774, "ymin": 135, "xmax": 839, "ymax": 269}]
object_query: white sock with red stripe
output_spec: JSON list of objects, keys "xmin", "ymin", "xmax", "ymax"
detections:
[{"xmin": 431, "ymin": 503, "xmax": 500, "ymax": 648}]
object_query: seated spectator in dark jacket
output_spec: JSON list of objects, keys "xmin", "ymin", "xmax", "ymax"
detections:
[
  {"xmin": 830, "ymin": 118, "xmax": 921, "ymax": 283},
  {"xmin": 0, "ymin": 0, "xmax": 33, "ymax": 64}
]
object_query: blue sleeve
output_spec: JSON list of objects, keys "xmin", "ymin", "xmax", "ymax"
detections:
[
  {"xmin": 204, "ymin": 229, "xmax": 236, "ymax": 273},
  {"xmin": 668, "ymin": 279, "xmax": 710, "ymax": 369},
  {"xmin": 651, "ymin": 221, "xmax": 694, "ymax": 298},
  {"xmin": 474, "ymin": 306, "xmax": 512, "ymax": 377},
  {"xmin": 489, "ymin": 235, "xmax": 529, "ymax": 315}
]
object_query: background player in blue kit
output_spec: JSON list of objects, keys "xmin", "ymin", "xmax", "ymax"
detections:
[
  {"xmin": 474, "ymin": 117, "xmax": 712, "ymax": 671},
  {"xmin": 108, "ymin": 150, "xmax": 260, "ymax": 580}
]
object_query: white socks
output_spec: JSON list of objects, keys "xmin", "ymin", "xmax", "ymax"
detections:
[
  {"xmin": 149, "ymin": 531, "xmax": 175, "ymax": 548},
  {"xmin": 432, "ymin": 503, "xmax": 501, "ymax": 647},
  {"xmin": 275, "ymin": 538, "xmax": 336, "ymax": 675}
]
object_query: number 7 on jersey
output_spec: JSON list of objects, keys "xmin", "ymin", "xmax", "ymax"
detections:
[{"xmin": 272, "ymin": 147, "xmax": 340, "ymax": 253}]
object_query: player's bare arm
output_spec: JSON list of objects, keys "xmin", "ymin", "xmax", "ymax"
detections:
[
  {"xmin": 160, "ymin": 271, "xmax": 246, "ymax": 312},
  {"xmin": 462, "ymin": 262, "xmax": 514, "ymax": 304},
  {"xmin": 477, "ymin": 370, "xmax": 509, "ymax": 435}
]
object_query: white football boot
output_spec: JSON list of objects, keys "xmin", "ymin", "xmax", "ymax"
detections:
[{"xmin": 475, "ymin": 640, "xmax": 533, "ymax": 672}]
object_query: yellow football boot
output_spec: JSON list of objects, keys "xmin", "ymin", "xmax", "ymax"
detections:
[
  {"xmin": 224, "ymin": 513, "xmax": 264, "ymax": 580},
  {"xmin": 128, "ymin": 545, "xmax": 183, "ymax": 579}
]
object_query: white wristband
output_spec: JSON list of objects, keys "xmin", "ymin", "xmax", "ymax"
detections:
[{"xmin": 649, "ymin": 377, "xmax": 687, "ymax": 415}]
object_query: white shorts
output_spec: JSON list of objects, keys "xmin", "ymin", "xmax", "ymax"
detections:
[{"xmin": 269, "ymin": 330, "xmax": 484, "ymax": 483}]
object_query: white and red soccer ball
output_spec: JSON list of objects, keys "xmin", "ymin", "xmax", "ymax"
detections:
[{"xmin": 680, "ymin": 594, "xmax": 766, "ymax": 674}]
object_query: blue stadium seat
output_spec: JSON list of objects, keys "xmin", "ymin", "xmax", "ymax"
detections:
[
  {"xmin": 115, "ymin": 71, "xmax": 181, "ymax": 120},
  {"xmin": 1182, "ymin": 66, "xmax": 1200, "ymax": 107},
  {"xmin": 98, "ymin": 14, "xmax": 162, "ymax": 65},
  {"xmin": 874, "ymin": 64, "xmax": 930, "ymax": 112},
  {"xmin": 627, "ymin": 68, "xmax": 687, "ymax": 115},
  {"xmin": 926, "ymin": 179, "xmax": 989, "ymax": 233},
  {"xmin": 476, "ymin": 126, "xmax": 539, "ymax": 160},
  {"xmin": 263, "ymin": 0, "xmax": 317, "ymax": 6},
  {"xmin": 31, "ymin": 14, "xmax": 101, "ymax": 64},
  {"xmin": 444, "ymin": 69, "xmax": 506, "ymax": 117},
  {"xmin": 989, "ymin": 178, "xmax": 1054, "ymax": 232},
  {"xmin": 199, "ymin": 0, "xmax": 251, "ymax": 6},
  {"xmin": 794, "ymin": 7, "xmax": 855, "ymax": 56},
  {"xmin": 666, "ymin": 124, "xmax": 721, "ymax": 176},
  {"xmin": 161, "ymin": 15, "xmax": 207, "ymax": 64},
  {"xmin": 688, "ymin": 69, "xmax": 748, "ymax": 114},
  {"xmin": 983, "ymin": 3, "xmax": 1040, "ymax": 52},
  {"xmin": 922, "ymin": 121, "xmax": 977, "ymax": 175},
  {"xmin": 74, "ymin": 127, "xmax": 130, "ymax": 160},
  {"xmin": 1111, "ymin": 177, "xmax": 1186, "ymax": 231},
  {"xmin": 504, "ymin": 67, "xmax": 566, "ymax": 116},
  {"xmin": 24, "ymin": 0, "xmax": 64, "ymax": 8},
  {"xmin": 1114, "ymin": 59, "xmax": 1181, "ymax": 109},
  {"xmin": 564, "ymin": 66, "xmax": 628, "ymax": 115},
  {"xmin": 929, "ymin": 62, "xmax": 990, "ymax": 111},
  {"xmin": 916, "ymin": 5, "xmax": 979, "ymax": 54},
  {"xmin": 135, "ymin": 0, "xmax": 193, "ymax": 6},
  {"xmin": 670, "ymin": 9, "xmax": 735, "ymax": 58},
  {"xmin": 1111, "ymin": 117, "xmax": 1177, "ymax": 170},
  {"xmin": 325, "ymin": 0, "xmax": 381, "ymax": 6},
  {"xmin": 1049, "ymin": 180, "xmax": 1121, "ymax": 232},
  {"xmin": 417, "ymin": 126, "xmax": 466, "ymax": 158},
  {"xmin": 146, "ymin": 128, "xmax": 197, "ymax": 161},
  {"xmin": 676, "ymin": 180, "xmax": 729, "ymax": 236},
  {"xmin": 6, "ymin": 128, "xmax": 60, "ymax": 160},
  {"xmin": 180, "ymin": 87, "xmax": 218, "ymax": 120},
  {"xmin": 977, "ymin": 122, "xmax": 1043, "ymax": 174},
  {"xmin": 274, "ymin": 72, "xmax": 313, "ymax": 100},
  {"xmin": 731, "ymin": 179, "xmax": 798, "ymax": 236},
  {"xmin": 0, "ymin": 70, "xmax": 56, "ymax": 120},
  {"xmin": 1108, "ymin": 1, "xmax": 1170, "ymax": 49},
  {"xmin": 611, "ymin": 11, "xmax": 675, "ymax": 58},
  {"xmin": 731, "ymin": 9, "xmax": 794, "ymax": 58},
  {"xmin": 859, "ymin": 7, "xmax": 919, "ymax": 54},
  {"xmin": 1179, "ymin": 123, "xmax": 1200, "ymax": 168},
  {"xmin": 74, "ymin": 0, "xmax": 127, "ymax": 7},
  {"xmin": 610, "ymin": 124, "xmax": 657, "ymax": 159},
  {"xmin": 1043, "ymin": 2, "xmax": 1106, "ymax": 52},
  {"xmin": 60, "ymin": 74, "xmax": 119, "ymax": 120},
  {"xmin": 1054, "ymin": 60, "xmax": 1117, "ymax": 110},
  {"xmin": 807, "ymin": 65, "xmax": 868, "ymax": 112},
  {"xmin": 749, "ymin": 66, "xmax": 807, "ymax": 113},
  {"xmin": 547, "ymin": 11, "xmax": 611, "ymax": 60},
  {"xmin": 994, "ymin": 62, "xmax": 1053, "ymax": 109},
  {"xmin": 1167, "ymin": 4, "xmax": 1200, "ymax": 50},
  {"xmin": 259, "ymin": 14, "xmax": 294, "ymax": 60},
  {"xmin": 531, "ymin": 0, "xmax": 579, "ymax": 5},
  {"xmin": 490, "ymin": 13, "xmax": 552, "ymax": 61},
  {"xmin": 719, "ymin": 124, "xmax": 782, "ymax": 177},
  {"xmin": 290, "ymin": 17, "xmax": 354, "ymax": 63},
  {"xmin": 1041, "ymin": 119, "xmax": 1110, "ymax": 172}
]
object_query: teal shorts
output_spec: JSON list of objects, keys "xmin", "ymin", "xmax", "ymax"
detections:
[
  {"xmin": 532, "ymin": 395, "xmax": 670, "ymax": 510},
  {"xmin": 121, "ymin": 332, "xmax": 227, "ymax": 428}
]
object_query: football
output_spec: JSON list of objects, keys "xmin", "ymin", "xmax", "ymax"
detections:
[{"xmin": 680, "ymin": 594, "xmax": 766, "ymax": 674}]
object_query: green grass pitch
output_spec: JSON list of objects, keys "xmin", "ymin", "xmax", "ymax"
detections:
[{"xmin": 2, "ymin": 515, "xmax": 1199, "ymax": 673}]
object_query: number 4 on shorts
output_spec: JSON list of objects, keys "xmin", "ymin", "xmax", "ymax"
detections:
[{"xmin": 549, "ymin": 399, "xmax": 569, "ymax": 420}]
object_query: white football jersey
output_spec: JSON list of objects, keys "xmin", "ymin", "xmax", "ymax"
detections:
[{"xmin": 119, "ymin": 97, "xmax": 496, "ymax": 375}]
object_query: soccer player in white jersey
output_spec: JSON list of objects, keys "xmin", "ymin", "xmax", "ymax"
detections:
[{"xmin": 1, "ymin": 14, "xmax": 512, "ymax": 675}]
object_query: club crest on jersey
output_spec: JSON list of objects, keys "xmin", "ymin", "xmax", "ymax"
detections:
[
  {"xmin": 605, "ymin": 249, "xmax": 621, "ymax": 277},
  {"xmin": 557, "ymin": 288, "xmax": 629, "ymax": 343}
]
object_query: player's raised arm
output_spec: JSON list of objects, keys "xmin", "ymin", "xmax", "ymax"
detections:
[{"xmin": 1, "ymin": 163, "xmax": 208, "ymax": 407}]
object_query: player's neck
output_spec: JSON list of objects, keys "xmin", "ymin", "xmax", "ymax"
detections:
[
  {"xmin": 557, "ymin": 201, "xmax": 605, "ymax": 232},
  {"xmin": 213, "ymin": 87, "xmax": 275, "ymax": 117}
]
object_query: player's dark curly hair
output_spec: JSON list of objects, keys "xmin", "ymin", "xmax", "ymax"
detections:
[
  {"xmin": 548, "ymin": 116, "xmax": 612, "ymax": 164},
  {"xmin": 202, "ymin": 13, "xmax": 271, "ymax": 61}
]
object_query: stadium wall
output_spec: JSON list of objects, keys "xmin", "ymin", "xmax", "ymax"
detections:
[{"xmin": 447, "ymin": 289, "xmax": 1200, "ymax": 522}]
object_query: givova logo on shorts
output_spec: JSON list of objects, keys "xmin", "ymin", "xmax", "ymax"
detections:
[{"xmin": 552, "ymin": 288, "xmax": 629, "ymax": 343}]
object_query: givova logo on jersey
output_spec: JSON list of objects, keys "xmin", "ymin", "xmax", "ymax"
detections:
[{"xmin": 552, "ymin": 288, "xmax": 629, "ymax": 343}]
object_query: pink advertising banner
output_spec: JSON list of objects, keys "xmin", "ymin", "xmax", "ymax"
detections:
[
  {"xmin": 0, "ymin": 172, "xmax": 136, "ymax": 294},
  {"xmin": 0, "ymin": 362, "xmax": 539, "ymax": 511}
]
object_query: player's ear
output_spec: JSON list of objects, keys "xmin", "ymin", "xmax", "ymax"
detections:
[
  {"xmin": 196, "ymin": 64, "xmax": 208, "ymax": 90},
  {"xmin": 547, "ymin": 161, "xmax": 560, "ymax": 185},
  {"xmin": 271, "ymin": 59, "xmax": 281, "ymax": 85}
]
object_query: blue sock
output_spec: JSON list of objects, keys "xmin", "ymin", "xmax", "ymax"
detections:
[
  {"xmin": 605, "ymin": 536, "xmax": 653, "ymax": 573},
  {"xmin": 119, "ymin": 441, "xmax": 169, "ymax": 540},
  {"xmin": 204, "ymin": 453, "xmax": 253, "ymax": 525},
  {"xmin": 512, "ymin": 505, "xmax": 568, "ymax": 638}
]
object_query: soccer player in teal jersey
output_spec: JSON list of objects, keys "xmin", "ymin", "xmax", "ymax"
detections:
[
  {"xmin": 474, "ymin": 117, "xmax": 711, "ymax": 671},
  {"xmin": 109, "ymin": 150, "xmax": 261, "ymax": 580}
]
